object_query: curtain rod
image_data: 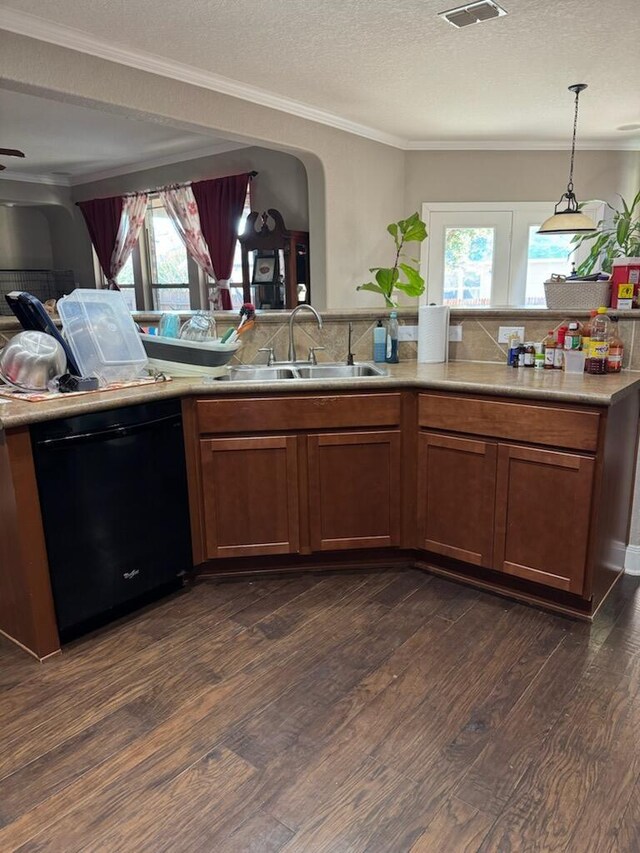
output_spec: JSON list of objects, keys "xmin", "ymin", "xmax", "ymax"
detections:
[{"xmin": 120, "ymin": 170, "xmax": 258, "ymax": 198}]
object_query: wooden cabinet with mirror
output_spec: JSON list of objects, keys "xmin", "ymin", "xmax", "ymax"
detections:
[{"xmin": 239, "ymin": 209, "xmax": 310, "ymax": 309}]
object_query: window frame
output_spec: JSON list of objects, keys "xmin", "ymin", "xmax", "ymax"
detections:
[
  {"xmin": 420, "ymin": 200, "xmax": 606, "ymax": 308},
  {"xmin": 93, "ymin": 188, "xmax": 252, "ymax": 311}
]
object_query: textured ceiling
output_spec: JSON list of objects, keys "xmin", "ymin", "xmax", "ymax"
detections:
[
  {"xmin": 1, "ymin": 0, "xmax": 640, "ymax": 146},
  {"xmin": 0, "ymin": 88, "xmax": 228, "ymax": 180}
]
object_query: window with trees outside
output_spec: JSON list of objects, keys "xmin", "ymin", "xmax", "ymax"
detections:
[
  {"xmin": 422, "ymin": 202, "xmax": 605, "ymax": 307},
  {"xmin": 99, "ymin": 190, "xmax": 251, "ymax": 311}
]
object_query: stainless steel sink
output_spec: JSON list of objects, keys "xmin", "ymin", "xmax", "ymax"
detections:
[
  {"xmin": 218, "ymin": 366, "xmax": 297, "ymax": 381},
  {"xmin": 296, "ymin": 364, "xmax": 387, "ymax": 378},
  {"xmin": 217, "ymin": 362, "xmax": 387, "ymax": 382}
]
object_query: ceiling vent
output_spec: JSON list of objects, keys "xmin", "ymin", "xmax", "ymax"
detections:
[{"xmin": 439, "ymin": 1, "xmax": 507, "ymax": 28}]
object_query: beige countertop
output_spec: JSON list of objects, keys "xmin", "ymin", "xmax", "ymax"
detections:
[{"xmin": 2, "ymin": 361, "xmax": 640, "ymax": 430}]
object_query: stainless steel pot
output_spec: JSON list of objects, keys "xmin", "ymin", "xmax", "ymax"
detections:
[{"xmin": 0, "ymin": 331, "xmax": 67, "ymax": 391}]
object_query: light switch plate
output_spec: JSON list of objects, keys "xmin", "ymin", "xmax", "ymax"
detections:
[
  {"xmin": 498, "ymin": 325, "xmax": 525, "ymax": 343},
  {"xmin": 398, "ymin": 325, "xmax": 418, "ymax": 341},
  {"xmin": 449, "ymin": 325, "xmax": 463, "ymax": 342}
]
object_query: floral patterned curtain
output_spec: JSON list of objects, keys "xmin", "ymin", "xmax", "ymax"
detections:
[
  {"xmin": 109, "ymin": 194, "xmax": 148, "ymax": 289},
  {"xmin": 160, "ymin": 185, "xmax": 216, "ymax": 291}
]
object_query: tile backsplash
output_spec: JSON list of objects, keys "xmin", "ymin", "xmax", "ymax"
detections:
[{"xmin": 2, "ymin": 308, "xmax": 639, "ymax": 370}]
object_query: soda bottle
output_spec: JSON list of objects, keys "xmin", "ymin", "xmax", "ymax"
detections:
[
  {"xmin": 607, "ymin": 317, "xmax": 624, "ymax": 373},
  {"xmin": 585, "ymin": 307, "xmax": 610, "ymax": 375}
]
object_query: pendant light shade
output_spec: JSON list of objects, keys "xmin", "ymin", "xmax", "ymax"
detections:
[{"xmin": 538, "ymin": 84, "xmax": 597, "ymax": 235}]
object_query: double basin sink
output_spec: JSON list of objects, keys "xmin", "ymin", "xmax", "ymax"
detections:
[{"xmin": 218, "ymin": 362, "xmax": 388, "ymax": 382}]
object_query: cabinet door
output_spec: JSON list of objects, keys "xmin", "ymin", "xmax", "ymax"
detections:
[
  {"xmin": 307, "ymin": 430, "xmax": 401, "ymax": 551},
  {"xmin": 200, "ymin": 435, "xmax": 300, "ymax": 559},
  {"xmin": 493, "ymin": 444, "xmax": 594, "ymax": 594},
  {"xmin": 417, "ymin": 432, "xmax": 496, "ymax": 567}
]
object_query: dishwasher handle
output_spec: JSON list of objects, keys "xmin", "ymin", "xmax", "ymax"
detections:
[{"xmin": 34, "ymin": 413, "xmax": 182, "ymax": 449}]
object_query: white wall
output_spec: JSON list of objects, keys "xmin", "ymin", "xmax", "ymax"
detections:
[
  {"xmin": 405, "ymin": 149, "xmax": 639, "ymax": 210},
  {"xmin": 0, "ymin": 179, "xmax": 96, "ymax": 285},
  {"xmin": 0, "ymin": 206, "xmax": 53, "ymax": 268},
  {"xmin": 72, "ymin": 146, "xmax": 310, "ymax": 232},
  {"xmin": 0, "ymin": 31, "xmax": 406, "ymax": 311}
]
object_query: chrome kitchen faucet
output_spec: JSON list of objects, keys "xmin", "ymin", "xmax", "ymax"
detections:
[{"xmin": 287, "ymin": 304, "xmax": 323, "ymax": 362}]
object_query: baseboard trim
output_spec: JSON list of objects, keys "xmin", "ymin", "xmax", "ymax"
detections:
[{"xmin": 625, "ymin": 544, "xmax": 640, "ymax": 576}]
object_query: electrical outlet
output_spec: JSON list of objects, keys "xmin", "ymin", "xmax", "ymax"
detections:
[
  {"xmin": 398, "ymin": 325, "xmax": 418, "ymax": 341},
  {"xmin": 449, "ymin": 325, "xmax": 463, "ymax": 342},
  {"xmin": 498, "ymin": 325, "xmax": 525, "ymax": 344}
]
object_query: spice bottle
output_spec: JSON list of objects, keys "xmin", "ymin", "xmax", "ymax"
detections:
[
  {"xmin": 507, "ymin": 334, "xmax": 521, "ymax": 366},
  {"xmin": 585, "ymin": 307, "xmax": 610, "ymax": 375},
  {"xmin": 607, "ymin": 317, "xmax": 624, "ymax": 373},
  {"xmin": 534, "ymin": 343, "xmax": 545, "ymax": 370},
  {"xmin": 543, "ymin": 330, "xmax": 556, "ymax": 370},
  {"xmin": 524, "ymin": 342, "xmax": 535, "ymax": 367}
]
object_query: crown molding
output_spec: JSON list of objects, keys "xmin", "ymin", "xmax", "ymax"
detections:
[
  {"xmin": 2, "ymin": 9, "xmax": 637, "ymax": 153},
  {"xmin": 404, "ymin": 139, "xmax": 640, "ymax": 151},
  {"xmin": 0, "ymin": 8, "xmax": 406, "ymax": 150},
  {"xmin": 0, "ymin": 170, "xmax": 71, "ymax": 186},
  {"xmin": 68, "ymin": 140, "xmax": 249, "ymax": 186}
]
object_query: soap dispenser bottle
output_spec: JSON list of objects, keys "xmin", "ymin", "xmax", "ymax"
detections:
[{"xmin": 373, "ymin": 319, "xmax": 387, "ymax": 363}]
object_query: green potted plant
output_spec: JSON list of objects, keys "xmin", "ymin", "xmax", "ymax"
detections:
[
  {"xmin": 571, "ymin": 190, "xmax": 640, "ymax": 274},
  {"xmin": 357, "ymin": 212, "xmax": 428, "ymax": 307}
]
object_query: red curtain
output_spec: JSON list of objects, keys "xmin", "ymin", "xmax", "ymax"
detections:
[
  {"xmin": 77, "ymin": 197, "xmax": 124, "ymax": 289},
  {"xmin": 192, "ymin": 173, "xmax": 250, "ymax": 309}
]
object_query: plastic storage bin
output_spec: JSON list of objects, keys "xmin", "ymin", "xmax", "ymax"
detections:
[{"xmin": 58, "ymin": 289, "xmax": 148, "ymax": 384}]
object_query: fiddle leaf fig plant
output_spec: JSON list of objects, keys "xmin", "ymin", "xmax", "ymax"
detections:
[
  {"xmin": 571, "ymin": 189, "xmax": 640, "ymax": 275},
  {"xmin": 357, "ymin": 212, "xmax": 428, "ymax": 308}
]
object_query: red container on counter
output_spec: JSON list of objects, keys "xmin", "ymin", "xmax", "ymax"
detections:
[{"xmin": 610, "ymin": 257, "xmax": 640, "ymax": 309}]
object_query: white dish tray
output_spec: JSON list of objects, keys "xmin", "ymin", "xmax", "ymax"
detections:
[{"xmin": 140, "ymin": 334, "xmax": 241, "ymax": 377}]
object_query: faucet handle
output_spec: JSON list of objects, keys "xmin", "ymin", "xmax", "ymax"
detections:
[
  {"xmin": 258, "ymin": 346, "xmax": 276, "ymax": 366},
  {"xmin": 307, "ymin": 346, "xmax": 325, "ymax": 365}
]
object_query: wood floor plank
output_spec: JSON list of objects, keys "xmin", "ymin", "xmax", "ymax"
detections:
[
  {"xmin": 0, "ymin": 573, "xmax": 392, "ymax": 850},
  {"xmin": 477, "ymin": 659, "xmax": 640, "ymax": 852},
  {"xmin": 409, "ymin": 796, "xmax": 495, "ymax": 852},
  {"xmin": 1, "ymin": 569, "xmax": 639, "ymax": 852},
  {"xmin": 607, "ymin": 775, "xmax": 640, "ymax": 853},
  {"xmin": 454, "ymin": 631, "xmax": 595, "ymax": 814}
]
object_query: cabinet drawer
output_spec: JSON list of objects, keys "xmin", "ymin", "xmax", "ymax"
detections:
[
  {"xmin": 197, "ymin": 393, "xmax": 402, "ymax": 434},
  {"xmin": 418, "ymin": 393, "xmax": 600, "ymax": 452}
]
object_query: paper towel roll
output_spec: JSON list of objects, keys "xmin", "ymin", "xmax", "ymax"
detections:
[{"xmin": 418, "ymin": 305, "xmax": 450, "ymax": 364}]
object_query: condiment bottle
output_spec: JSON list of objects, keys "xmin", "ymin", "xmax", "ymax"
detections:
[
  {"xmin": 585, "ymin": 307, "xmax": 610, "ymax": 375},
  {"xmin": 534, "ymin": 344, "xmax": 545, "ymax": 370},
  {"xmin": 524, "ymin": 342, "xmax": 535, "ymax": 367},
  {"xmin": 553, "ymin": 328, "xmax": 565, "ymax": 370},
  {"xmin": 564, "ymin": 321, "xmax": 582, "ymax": 350},
  {"xmin": 543, "ymin": 330, "xmax": 556, "ymax": 370},
  {"xmin": 607, "ymin": 317, "xmax": 624, "ymax": 373},
  {"xmin": 581, "ymin": 309, "xmax": 597, "ymax": 353}
]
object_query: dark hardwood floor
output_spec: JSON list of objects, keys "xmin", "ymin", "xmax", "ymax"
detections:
[{"xmin": 1, "ymin": 567, "xmax": 640, "ymax": 852}]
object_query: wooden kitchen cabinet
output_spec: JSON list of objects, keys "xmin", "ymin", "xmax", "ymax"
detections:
[
  {"xmin": 307, "ymin": 430, "xmax": 401, "ymax": 551},
  {"xmin": 417, "ymin": 432, "xmax": 496, "ymax": 567},
  {"xmin": 493, "ymin": 443, "xmax": 594, "ymax": 594},
  {"xmin": 199, "ymin": 435, "xmax": 300, "ymax": 559}
]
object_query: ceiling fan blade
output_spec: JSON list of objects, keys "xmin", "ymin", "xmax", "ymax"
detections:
[{"xmin": 0, "ymin": 149, "xmax": 25, "ymax": 158}]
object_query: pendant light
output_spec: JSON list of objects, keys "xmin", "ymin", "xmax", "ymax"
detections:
[{"xmin": 538, "ymin": 84, "xmax": 597, "ymax": 234}]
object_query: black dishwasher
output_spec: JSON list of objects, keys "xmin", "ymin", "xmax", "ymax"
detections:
[{"xmin": 31, "ymin": 398, "xmax": 192, "ymax": 641}]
